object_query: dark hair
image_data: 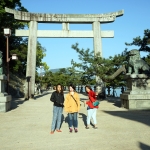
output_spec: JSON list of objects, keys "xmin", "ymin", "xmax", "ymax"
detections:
[
  {"xmin": 85, "ymin": 85, "xmax": 93, "ymax": 93},
  {"xmin": 56, "ymin": 84, "xmax": 63, "ymax": 94},
  {"xmin": 69, "ymin": 83, "xmax": 76, "ymax": 91}
]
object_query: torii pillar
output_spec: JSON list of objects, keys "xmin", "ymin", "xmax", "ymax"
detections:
[
  {"xmin": 26, "ymin": 21, "xmax": 37, "ymax": 98},
  {"xmin": 5, "ymin": 7, "xmax": 124, "ymax": 99}
]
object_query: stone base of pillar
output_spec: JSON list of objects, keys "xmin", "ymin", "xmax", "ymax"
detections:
[
  {"xmin": 121, "ymin": 97, "xmax": 150, "ymax": 110},
  {"xmin": 120, "ymin": 74, "xmax": 150, "ymax": 110},
  {"xmin": 0, "ymin": 75, "xmax": 12, "ymax": 112},
  {"xmin": 0, "ymin": 96, "xmax": 12, "ymax": 112}
]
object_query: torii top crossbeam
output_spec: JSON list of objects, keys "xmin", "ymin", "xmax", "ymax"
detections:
[{"xmin": 5, "ymin": 7, "xmax": 123, "ymax": 23}]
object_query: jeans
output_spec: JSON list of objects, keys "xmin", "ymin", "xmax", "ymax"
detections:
[
  {"xmin": 68, "ymin": 112, "xmax": 78, "ymax": 128},
  {"xmin": 87, "ymin": 108, "xmax": 97, "ymax": 125},
  {"xmin": 51, "ymin": 106, "xmax": 63, "ymax": 131}
]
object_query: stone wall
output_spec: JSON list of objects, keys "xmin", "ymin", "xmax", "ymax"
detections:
[{"xmin": 9, "ymin": 72, "xmax": 25, "ymax": 98}]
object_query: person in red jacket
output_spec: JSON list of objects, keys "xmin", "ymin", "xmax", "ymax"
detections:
[{"xmin": 85, "ymin": 85, "xmax": 98, "ymax": 129}]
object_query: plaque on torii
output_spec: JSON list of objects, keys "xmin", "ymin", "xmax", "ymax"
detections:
[{"xmin": 5, "ymin": 7, "xmax": 124, "ymax": 99}]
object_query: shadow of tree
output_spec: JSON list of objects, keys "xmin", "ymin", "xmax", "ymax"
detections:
[
  {"xmin": 139, "ymin": 142, "xmax": 150, "ymax": 150},
  {"xmin": 103, "ymin": 110, "xmax": 150, "ymax": 127}
]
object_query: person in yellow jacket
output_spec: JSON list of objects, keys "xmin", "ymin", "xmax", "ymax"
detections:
[{"xmin": 64, "ymin": 84, "xmax": 80, "ymax": 133}]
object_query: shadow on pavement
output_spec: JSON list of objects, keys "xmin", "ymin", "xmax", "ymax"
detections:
[
  {"xmin": 139, "ymin": 142, "xmax": 150, "ymax": 150},
  {"xmin": 64, "ymin": 113, "xmax": 87, "ymax": 127},
  {"xmin": 64, "ymin": 114, "xmax": 69, "ymax": 127},
  {"xmin": 80, "ymin": 98, "xmax": 87, "ymax": 101},
  {"xmin": 79, "ymin": 113, "xmax": 94, "ymax": 127},
  {"xmin": 105, "ymin": 97, "xmax": 121, "ymax": 108},
  {"xmin": 79, "ymin": 113, "xmax": 87, "ymax": 126},
  {"xmin": 79, "ymin": 93, "xmax": 87, "ymax": 96},
  {"xmin": 11, "ymin": 91, "xmax": 52, "ymax": 110},
  {"xmin": 80, "ymin": 98, "xmax": 87, "ymax": 107},
  {"xmin": 103, "ymin": 110, "xmax": 150, "ymax": 127},
  {"xmin": 11, "ymin": 98, "xmax": 26, "ymax": 110},
  {"xmin": 60, "ymin": 114, "xmax": 65, "ymax": 128},
  {"xmin": 34, "ymin": 92, "xmax": 51, "ymax": 99}
]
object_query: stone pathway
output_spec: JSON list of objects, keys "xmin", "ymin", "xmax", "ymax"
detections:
[{"xmin": 0, "ymin": 91, "xmax": 150, "ymax": 150}]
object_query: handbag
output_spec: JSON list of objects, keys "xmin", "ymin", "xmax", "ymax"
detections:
[
  {"xmin": 88, "ymin": 97, "xmax": 100, "ymax": 106},
  {"xmin": 93, "ymin": 100, "xmax": 100, "ymax": 106}
]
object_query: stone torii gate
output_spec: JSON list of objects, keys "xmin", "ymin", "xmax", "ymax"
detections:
[{"xmin": 5, "ymin": 7, "xmax": 124, "ymax": 99}]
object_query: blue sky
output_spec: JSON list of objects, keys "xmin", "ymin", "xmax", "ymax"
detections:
[{"xmin": 20, "ymin": 0, "xmax": 150, "ymax": 70}]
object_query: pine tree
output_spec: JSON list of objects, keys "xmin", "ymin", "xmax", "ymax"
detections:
[
  {"xmin": 71, "ymin": 43, "xmax": 127, "ymax": 88},
  {"xmin": 125, "ymin": 29, "xmax": 150, "ymax": 52}
]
